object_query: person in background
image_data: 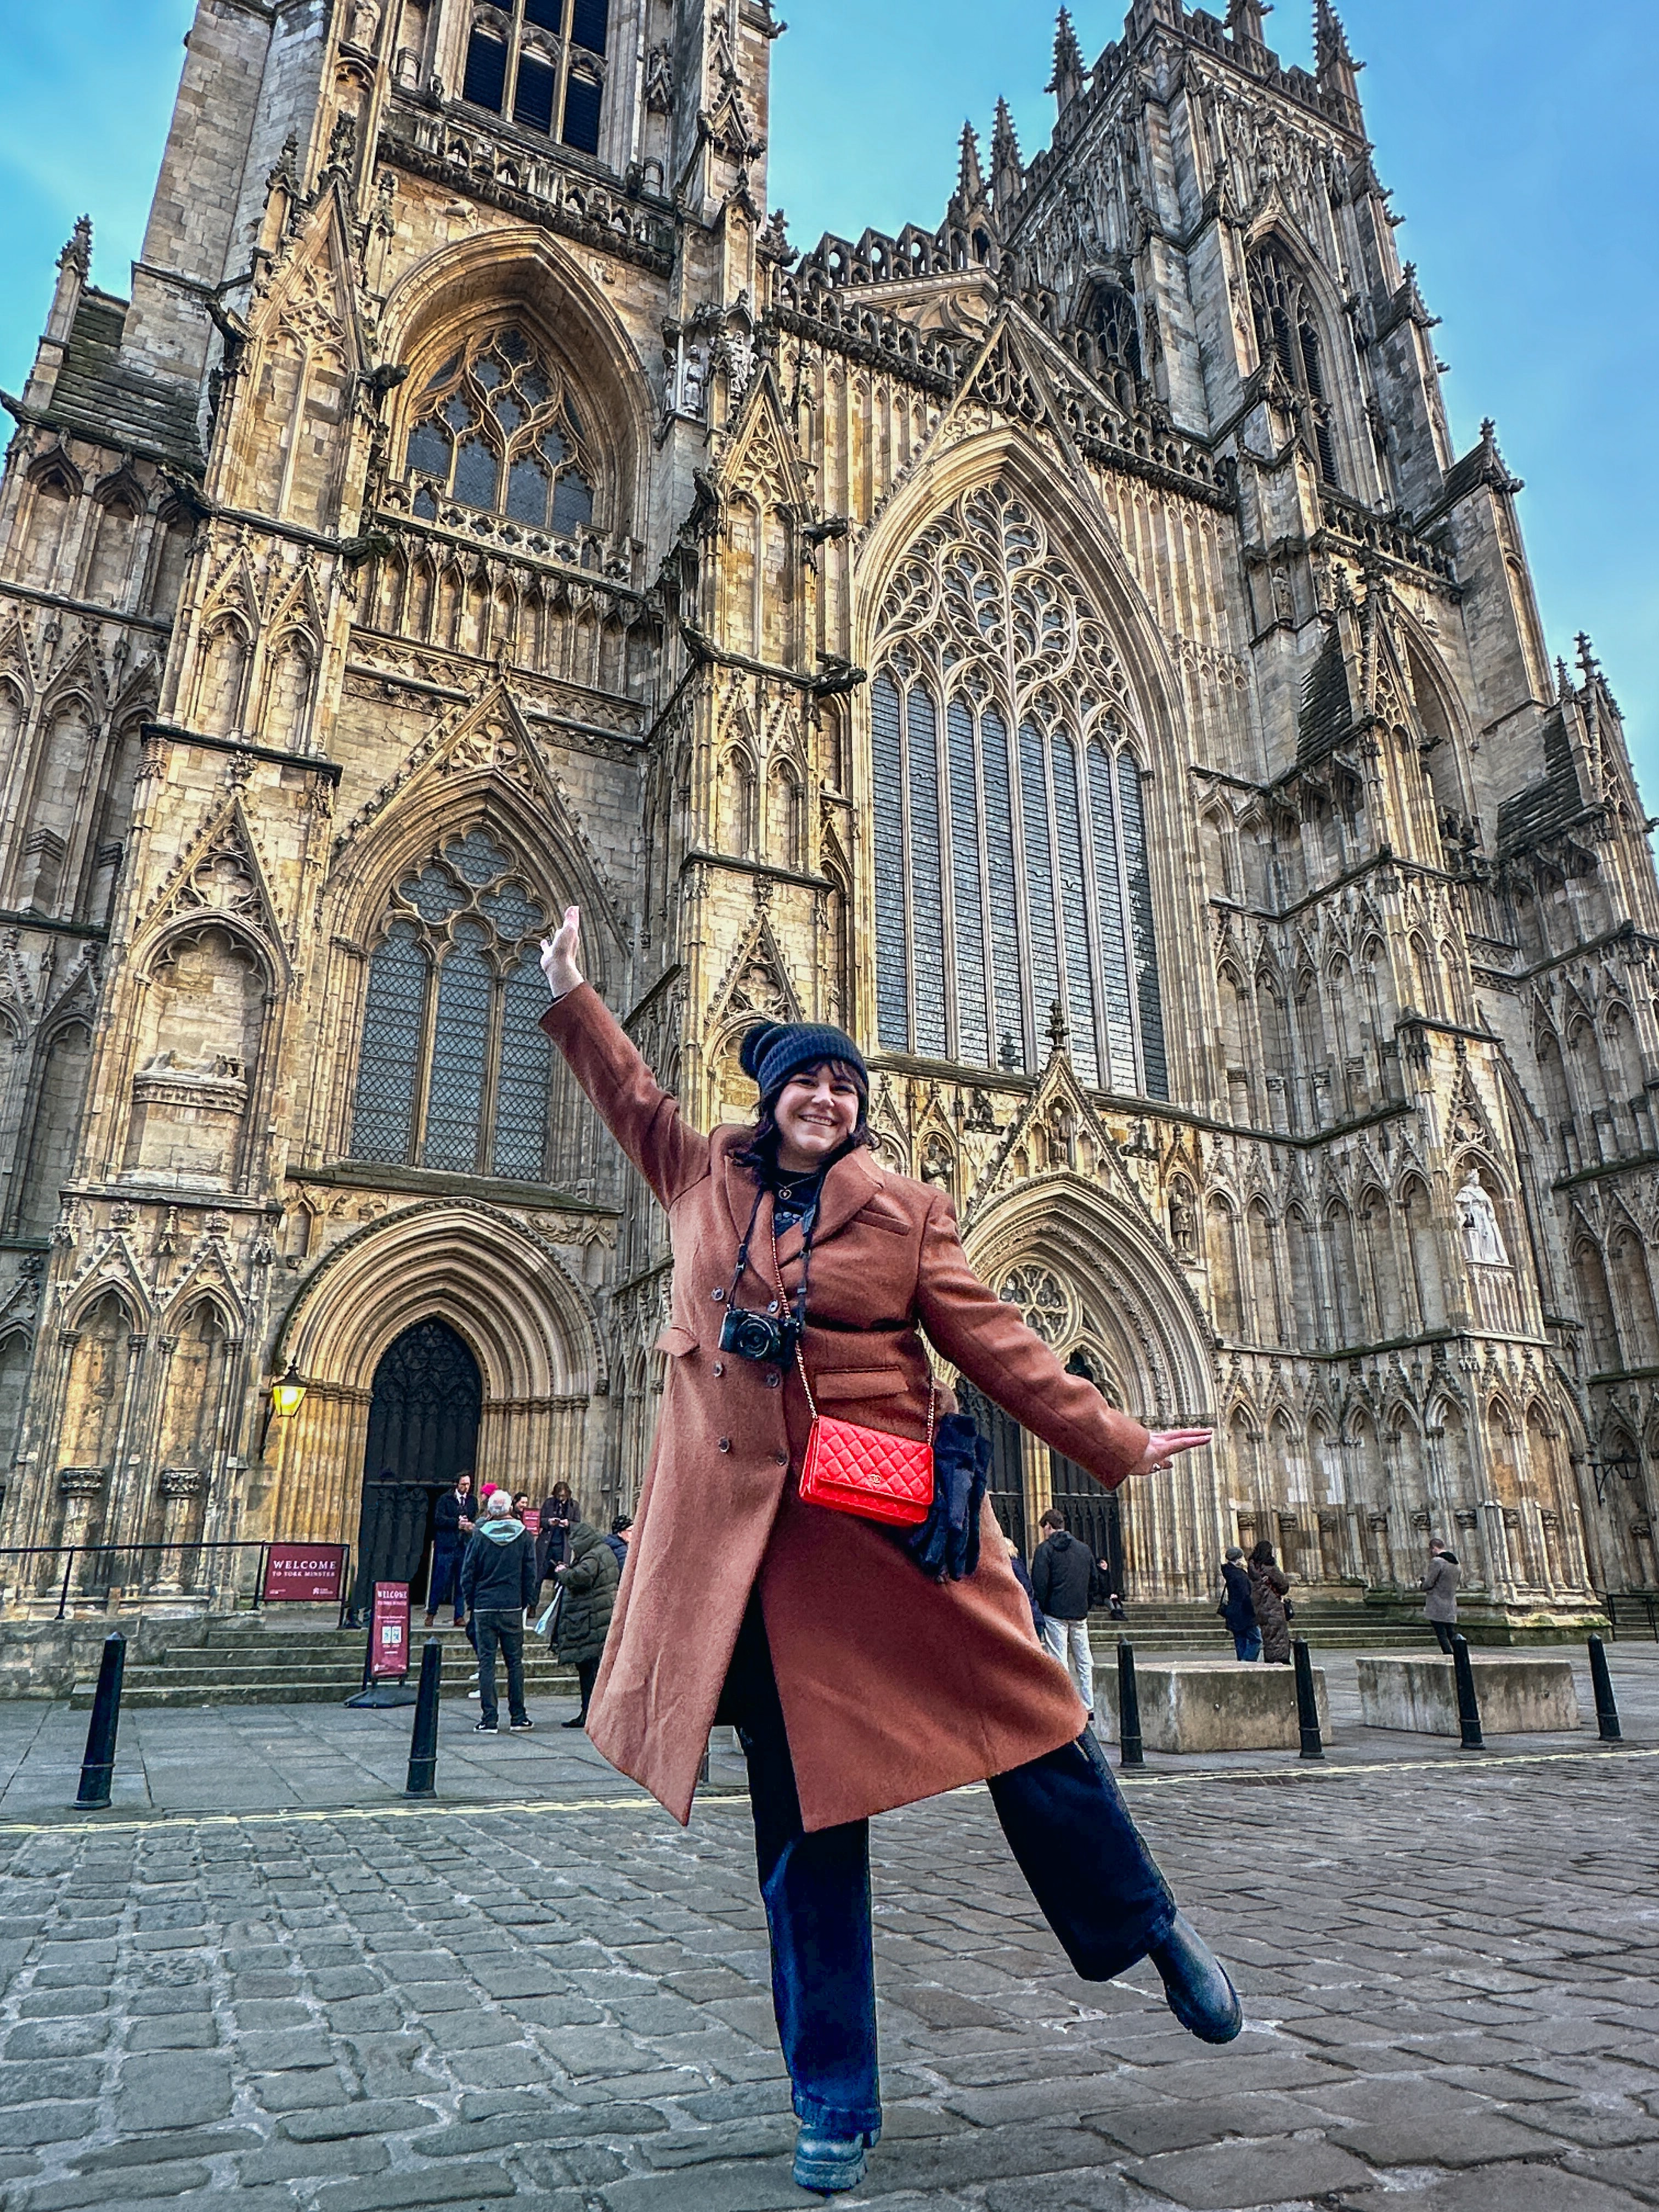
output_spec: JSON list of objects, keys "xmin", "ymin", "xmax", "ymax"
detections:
[
  {"xmin": 1247, "ymin": 1539, "xmax": 1292, "ymax": 1666},
  {"xmin": 553, "ymin": 1514, "xmax": 621, "ymax": 1729},
  {"xmin": 605, "ymin": 1515, "xmax": 633, "ymax": 1573},
  {"xmin": 1030, "ymin": 1508, "xmax": 1097, "ymax": 1713},
  {"xmin": 1423, "ymin": 1537, "xmax": 1460, "ymax": 1655},
  {"xmin": 1005, "ymin": 1535, "xmax": 1045, "ymax": 1643},
  {"xmin": 1220, "ymin": 1546, "xmax": 1260, "ymax": 1662},
  {"xmin": 459, "ymin": 1489, "xmax": 538, "ymax": 1734},
  {"xmin": 425, "ymin": 1471, "xmax": 475, "ymax": 1628},
  {"xmin": 538, "ymin": 1480, "xmax": 577, "ymax": 1584}
]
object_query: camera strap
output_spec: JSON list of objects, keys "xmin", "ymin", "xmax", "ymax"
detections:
[{"xmin": 728, "ymin": 1179, "xmax": 817, "ymax": 1336}]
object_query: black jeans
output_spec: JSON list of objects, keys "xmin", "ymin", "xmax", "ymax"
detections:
[
  {"xmin": 574, "ymin": 1654, "xmax": 600, "ymax": 1717},
  {"xmin": 1431, "ymin": 1619, "xmax": 1457, "ymax": 1655},
  {"xmin": 427, "ymin": 1539, "xmax": 465, "ymax": 1622},
  {"xmin": 718, "ymin": 1600, "xmax": 1176, "ymax": 2140},
  {"xmin": 475, "ymin": 1609, "xmax": 527, "ymax": 1726}
]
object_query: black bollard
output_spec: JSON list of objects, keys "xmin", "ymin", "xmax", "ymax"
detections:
[
  {"xmin": 1116, "ymin": 1639, "xmax": 1144, "ymax": 1768},
  {"xmin": 1291, "ymin": 1636, "xmax": 1324, "ymax": 1760},
  {"xmin": 1451, "ymin": 1633, "xmax": 1484, "ymax": 1750},
  {"xmin": 403, "ymin": 1639, "xmax": 443, "ymax": 1798},
  {"xmin": 1588, "ymin": 1635, "xmax": 1622, "ymax": 1742},
  {"xmin": 75, "ymin": 1632, "xmax": 126, "ymax": 1809}
]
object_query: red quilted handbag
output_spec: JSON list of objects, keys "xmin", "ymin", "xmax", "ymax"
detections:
[{"xmin": 793, "ymin": 1343, "xmax": 935, "ymax": 1528}]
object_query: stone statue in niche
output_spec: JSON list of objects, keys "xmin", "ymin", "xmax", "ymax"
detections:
[
  {"xmin": 1455, "ymin": 1170, "xmax": 1508, "ymax": 1267},
  {"xmin": 348, "ymin": 0, "xmax": 381, "ymax": 50},
  {"xmin": 1169, "ymin": 1184, "xmax": 1198, "ymax": 1259}
]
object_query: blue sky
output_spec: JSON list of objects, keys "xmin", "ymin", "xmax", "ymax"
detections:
[{"xmin": 1, "ymin": 2, "xmax": 1653, "ymax": 788}]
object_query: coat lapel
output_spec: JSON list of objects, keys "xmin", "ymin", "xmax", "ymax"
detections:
[{"xmin": 716, "ymin": 1131, "xmax": 887, "ymax": 1277}]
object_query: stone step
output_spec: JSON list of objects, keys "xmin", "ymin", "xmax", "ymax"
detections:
[{"xmin": 70, "ymin": 1662, "xmax": 582, "ymax": 1709}]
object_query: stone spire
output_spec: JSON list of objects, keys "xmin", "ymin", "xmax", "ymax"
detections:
[
  {"xmin": 1314, "ymin": 1, "xmax": 1364, "ymax": 131},
  {"xmin": 955, "ymin": 119, "xmax": 986, "ymax": 212},
  {"xmin": 990, "ymin": 98, "xmax": 1024, "ymax": 213},
  {"xmin": 1226, "ymin": 0, "xmax": 1271, "ymax": 63},
  {"xmin": 1047, "ymin": 9, "xmax": 1085, "ymax": 111}
]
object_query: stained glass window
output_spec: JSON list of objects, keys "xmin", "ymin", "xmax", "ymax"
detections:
[
  {"xmin": 1088, "ymin": 741, "xmax": 1136, "ymax": 1092},
  {"xmin": 981, "ymin": 707, "xmax": 1024, "ymax": 1072},
  {"xmin": 349, "ymin": 830, "xmax": 556, "ymax": 1177},
  {"xmin": 947, "ymin": 701, "xmax": 989, "ymax": 1069},
  {"xmin": 1019, "ymin": 724, "xmax": 1062, "ymax": 1052},
  {"xmin": 403, "ymin": 325, "xmax": 597, "ymax": 540},
  {"xmin": 351, "ymin": 924, "xmax": 427, "ymax": 1163},
  {"xmin": 1052, "ymin": 735, "xmax": 1101, "ymax": 1088},
  {"xmin": 871, "ymin": 675, "xmax": 909, "ymax": 1052},
  {"xmin": 867, "ymin": 482, "xmax": 1166, "ymax": 1095},
  {"xmin": 462, "ymin": 0, "xmax": 609, "ymax": 151},
  {"xmin": 907, "ymin": 689, "xmax": 947, "ymax": 1059}
]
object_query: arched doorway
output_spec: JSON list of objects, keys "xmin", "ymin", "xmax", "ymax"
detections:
[
  {"xmin": 352, "ymin": 1318, "xmax": 482, "ymax": 1613},
  {"xmin": 1048, "ymin": 1350, "xmax": 1126, "ymax": 1597},
  {"xmin": 957, "ymin": 1379, "xmax": 1026, "ymax": 1558}
]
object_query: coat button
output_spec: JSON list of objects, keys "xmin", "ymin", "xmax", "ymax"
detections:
[
  {"xmin": 712, "ymin": 1287, "xmax": 726, "ymax": 1302},
  {"xmin": 765, "ymin": 1371, "xmax": 780, "ymax": 1390},
  {"xmin": 718, "ymin": 1438, "xmax": 731, "ymax": 1453},
  {"xmin": 711, "ymin": 1362, "xmax": 724, "ymax": 1377},
  {"xmin": 775, "ymin": 1451, "xmax": 788, "ymax": 1466}
]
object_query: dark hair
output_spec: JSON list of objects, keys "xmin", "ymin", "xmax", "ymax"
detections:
[
  {"xmin": 511, "ymin": 1492, "xmax": 529, "ymax": 1511},
  {"xmin": 1248, "ymin": 1539, "xmax": 1276, "ymax": 1569},
  {"xmin": 550, "ymin": 1482, "xmax": 572, "ymax": 1502},
  {"xmin": 733, "ymin": 1061, "xmax": 878, "ymax": 1177},
  {"xmin": 611, "ymin": 1514, "xmax": 634, "ymax": 1535},
  {"xmin": 1040, "ymin": 1508, "xmax": 1066, "ymax": 1532}
]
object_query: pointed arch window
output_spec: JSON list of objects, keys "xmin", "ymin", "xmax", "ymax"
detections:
[
  {"xmin": 349, "ymin": 828, "xmax": 553, "ymax": 1178},
  {"xmin": 462, "ymin": 0, "xmax": 608, "ymax": 154},
  {"xmin": 402, "ymin": 324, "xmax": 597, "ymax": 536},
  {"xmin": 1248, "ymin": 241, "xmax": 1339, "ymax": 487},
  {"xmin": 869, "ymin": 483, "xmax": 1167, "ymax": 1098}
]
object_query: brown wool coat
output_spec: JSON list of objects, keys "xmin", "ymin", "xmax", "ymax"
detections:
[{"xmin": 541, "ymin": 984, "xmax": 1153, "ymax": 1831}]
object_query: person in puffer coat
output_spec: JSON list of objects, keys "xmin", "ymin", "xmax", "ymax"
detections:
[{"xmin": 553, "ymin": 1520, "xmax": 620, "ymax": 1730}]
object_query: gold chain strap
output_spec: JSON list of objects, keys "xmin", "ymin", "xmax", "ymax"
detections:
[{"xmin": 768, "ymin": 1215, "xmax": 936, "ymax": 1444}]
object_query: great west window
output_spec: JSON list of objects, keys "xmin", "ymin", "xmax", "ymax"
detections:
[
  {"xmin": 462, "ymin": 0, "xmax": 607, "ymax": 155},
  {"xmin": 403, "ymin": 324, "xmax": 596, "ymax": 534},
  {"xmin": 350, "ymin": 827, "xmax": 554, "ymax": 1178},
  {"xmin": 870, "ymin": 482, "xmax": 1167, "ymax": 1099}
]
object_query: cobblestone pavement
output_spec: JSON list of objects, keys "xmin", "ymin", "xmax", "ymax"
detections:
[{"xmin": 0, "ymin": 1654, "xmax": 1656, "ymax": 2210}]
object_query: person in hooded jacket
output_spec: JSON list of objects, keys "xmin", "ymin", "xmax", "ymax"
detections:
[
  {"xmin": 1220, "ymin": 1546, "xmax": 1260, "ymax": 1661},
  {"xmin": 460, "ymin": 1489, "xmax": 538, "ymax": 1733},
  {"xmin": 1423, "ymin": 1538, "xmax": 1460, "ymax": 1654},
  {"xmin": 1247, "ymin": 1540, "xmax": 1293, "ymax": 1666},
  {"xmin": 1030, "ymin": 1509, "xmax": 1099, "ymax": 1711},
  {"xmin": 554, "ymin": 1517, "xmax": 621, "ymax": 1729}
]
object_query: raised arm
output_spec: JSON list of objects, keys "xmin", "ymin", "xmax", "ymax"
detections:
[
  {"xmin": 539, "ymin": 906, "xmax": 709, "ymax": 1210},
  {"xmin": 915, "ymin": 1192, "xmax": 1210, "ymax": 1491}
]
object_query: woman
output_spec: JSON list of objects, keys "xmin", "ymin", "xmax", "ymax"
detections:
[
  {"xmin": 537, "ymin": 1481, "xmax": 577, "ymax": 1584},
  {"xmin": 1220, "ymin": 1544, "xmax": 1260, "ymax": 1662},
  {"xmin": 552, "ymin": 1514, "xmax": 620, "ymax": 1729},
  {"xmin": 1248, "ymin": 1539, "xmax": 1293, "ymax": 1665},
  {"xmin": 538, "ymin": 907, "xmax": 1238, "ymax": 2196}
]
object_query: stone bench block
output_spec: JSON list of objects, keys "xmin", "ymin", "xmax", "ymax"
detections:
[
  {"xmin": 1357, "ymin": 1654, "xmax": 1582, "ymax": 1736},
  {"xmin": 1097, "ymin": 1658, "xmax": 1331, "ymax": 1753}
]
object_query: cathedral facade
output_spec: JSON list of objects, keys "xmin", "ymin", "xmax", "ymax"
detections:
[{"xmin": 0, "ymin": 0, "xmax": 1649, "ymax": 1629}]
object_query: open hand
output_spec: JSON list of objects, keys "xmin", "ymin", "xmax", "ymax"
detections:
[
  {"xmin": 540, "ymin": 905, "xmax": 583, "ymax": 1000},
  {"xmin": 1125, "ymin": 1428, "xmax": 1212, "ymax": 1481}
]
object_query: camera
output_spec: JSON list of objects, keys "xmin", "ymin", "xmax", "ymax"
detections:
[{"xmin": 719, "ymin": 1304, "xmax": 801, "ymax": 1365}]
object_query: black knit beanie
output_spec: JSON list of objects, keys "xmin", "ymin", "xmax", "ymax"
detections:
[{"xmin": 740, "ymin": 1020, "xmax": 868, "ymax": 1104}]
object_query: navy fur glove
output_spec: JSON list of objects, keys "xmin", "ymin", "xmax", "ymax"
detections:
[{"xmin": 905, "ymin": 1413, "xmax": 991, "ymax": 1581}]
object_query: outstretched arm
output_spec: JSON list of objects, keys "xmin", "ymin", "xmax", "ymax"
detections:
[
  {"xmin": 539, "ymin": 906, "xmax": 709, "ymax": 1210},
  {"xmin": 915, "ymin": 1192, "xmax": 1211, "ymax": 1492}
]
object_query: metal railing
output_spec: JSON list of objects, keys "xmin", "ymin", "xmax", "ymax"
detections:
[
  {"xmin": 1602, "ymin": 1592, "xmax": 1659, "ymax": 1642},
  {"xmin": 0, "ymin": 1541, "xmax": 348, "ymax": 1622}
]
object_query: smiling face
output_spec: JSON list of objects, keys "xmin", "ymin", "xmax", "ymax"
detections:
[{"xmin": 771, "ymin": 1062, "xmax": 862, "ymax": 1173}]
